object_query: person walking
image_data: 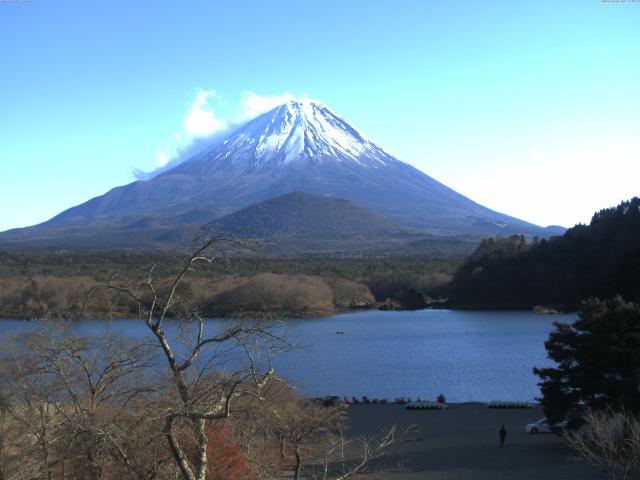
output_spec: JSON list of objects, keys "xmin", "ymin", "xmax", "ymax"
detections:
[{"xmin": 499, "ymin": 425, "xmax": 507, "ymax": 448}]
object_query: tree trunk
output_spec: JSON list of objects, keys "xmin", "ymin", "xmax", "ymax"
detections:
[
  {"xmin": 294, "ymin": 443, "xmax": 302, "ymax": 480},
  {"xmin": 40, "ymin": 430, "xmax": 52, "ymax": 480},
  {"xmin": 194, "ymin": 418, "xmax": 208, "ymax": 480},
  {"xmin": 164, "ymin": 416, "xmax": 196, "ymax": 480}
]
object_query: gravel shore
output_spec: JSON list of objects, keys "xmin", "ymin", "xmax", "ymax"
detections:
[{"xmin": 346, "ymin": 403, "xmax": 613, "ymax": 480}]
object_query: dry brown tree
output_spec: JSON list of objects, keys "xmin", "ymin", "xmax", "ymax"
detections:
[
  {"xmin": 0, "ymin": 388, "xmax": 15, "ymax": 480},
  {"xmin": 0, "ymin": 329, "xmax": 161, "ymax": 479},
  {"xmin": 94, "ymin": 239, "xmax": 287, "ymax": 480},
  {"xmin": 256, "ymin": 382, "xmax": 403, "ymax": 480},
  {"xmin": 317, "ymin": 425, "xmax": 400, "ymax": 480},
  {"xmin": 564, "ymin": 407, "xmax": 640, "ymax": 480},
  {"xmin": 267, "ymin": 387, "xmax": 345, "ymax": 480}
]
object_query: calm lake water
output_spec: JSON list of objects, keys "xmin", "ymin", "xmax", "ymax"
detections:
[{"xmin": 0, "ymin": 309, "xmax": 574, "ymax": 402}]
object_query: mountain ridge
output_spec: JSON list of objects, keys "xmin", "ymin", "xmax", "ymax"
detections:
[{"xmin": 3, "ymin": 100, "xmax": 565, "ymax": 250}]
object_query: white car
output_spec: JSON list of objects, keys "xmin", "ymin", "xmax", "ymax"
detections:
[{"xmin": 525, "ymin": 417, "xmax": 568, "ymax": 434}]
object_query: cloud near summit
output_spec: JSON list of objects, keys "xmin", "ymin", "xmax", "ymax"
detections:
[
  {"xmin": 134, "ymin": 90, "xmax": 306, "ymax": 180},
  {"xmin": 240, "ymin": 91, "xmax": 297, "ymax": 120},
  {"xmin": 182, "ymin": 89, "xmax": 227, "ymax": 140}
]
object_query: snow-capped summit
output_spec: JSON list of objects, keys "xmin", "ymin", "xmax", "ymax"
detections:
[
  {"xmin": 37, "ymin": 99, "xmax": 557, "ymax": 239},
  {"xmin": 175, "ymin": 100, "xmax": 400, "ymax": 174}
]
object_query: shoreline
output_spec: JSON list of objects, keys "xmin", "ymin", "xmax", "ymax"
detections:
[{"xmin": 0, "ymin": 304, "xmax": 575, "ymax": 322}]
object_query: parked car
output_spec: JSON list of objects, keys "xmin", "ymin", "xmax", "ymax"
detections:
[{"xmin": 524, "ymin": 417, "xmax": 568, "ymax": 434}]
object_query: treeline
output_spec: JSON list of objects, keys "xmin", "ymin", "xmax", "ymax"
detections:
[
  {"xmin": 0, "ymin": 274, "xmax": 371, "ymax": 320},
  {"xmin": 0, "ymin": 251, "xmax": 459, "ymax": 284},
  {"xmin": 0, "ymin": 254, "xmax": 457, "ymax": 319},
  {"xmin": 447, "ymin": 197, "xmax": 640, "ymax": 309}
]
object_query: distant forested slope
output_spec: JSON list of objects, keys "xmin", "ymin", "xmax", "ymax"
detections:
[{"xmin": 447, "ymin": 198, "xmax": 640, "ymax": 309}]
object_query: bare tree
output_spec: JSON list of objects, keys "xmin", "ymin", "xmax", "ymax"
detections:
[
  {"xmin": 315, "ymin": 424, "xmax": 401, "ymax": 480},
  {"xmin": 0, "ymin": 388, "xmax": 14, "ymax": 480},
  {"xmin": 1, "ymin": 333, "xmax": 68, "ymax": 479},
  {"xmin": 564, "ymin": 407, "xmax": 640, "ymax": 480},
  {"xmin": 0, "ymin": 329, "xmax": 161, "ymax": 480},
  {"xmin": 96, "ymin": 239, "xmax": 286, "ymax": 480},
  {"xmin": 271, "ymin": 394, "xmax": 345, "ymax": 480},
  {"xmin": 259, "ymin": 382, "xmax": 406, "ymax": 480}
]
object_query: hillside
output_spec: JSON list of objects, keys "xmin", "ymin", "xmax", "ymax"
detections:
[
  {"xmin": 209, "ymin": 192, "xmax": 405, "ymax": 238},
  {"xmin": 447, "ymin": 197, "xmax": 640, "ymax": 309},
  {"xmin": 0, "ymin": 193, "xmax": 480, "ymax": 257}
]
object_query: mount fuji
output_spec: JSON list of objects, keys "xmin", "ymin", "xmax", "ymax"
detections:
[{"xmin": 1, "ymin": 100, "xmax": 563, "ymax": 251}]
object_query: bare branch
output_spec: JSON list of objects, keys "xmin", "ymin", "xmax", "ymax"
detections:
[{"xmin": 564, "ymin": 407, "xmax": 640, "ymax": 480}]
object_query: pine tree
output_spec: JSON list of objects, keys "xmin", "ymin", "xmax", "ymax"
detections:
[{"xmin": 534, "ymin": 297, "xmax": 640, "ymax": 423}]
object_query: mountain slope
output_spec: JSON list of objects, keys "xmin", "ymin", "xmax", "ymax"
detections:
[
  {"xmin": 7, "ymin": 100, "xmax": 560, "ymax": 246},
  {"xmin": 208, "ymin": 191, "xmax": 406, "ymax": 238}
]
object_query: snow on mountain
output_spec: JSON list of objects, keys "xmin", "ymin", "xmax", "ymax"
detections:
[
  {"xmin": 31, "ymin": 99, "xmax": 559, "ymax": 240},
  {"xmin": 172, "ymin": 100, "xmax": 400, "ymax": 174}
]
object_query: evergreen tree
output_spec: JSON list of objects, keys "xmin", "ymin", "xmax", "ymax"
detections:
[
  {"xmin": 534, "ymin": 297, "xmax": 640, "ymax": 423},
  {"xmin": 448, "ymin": 197, "xmax": 640, "ymax": 309}
]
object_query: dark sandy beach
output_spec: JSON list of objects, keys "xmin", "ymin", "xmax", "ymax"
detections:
[{"xmin": 346, "ymin": 404, "xmax": 620, "ymax": 480}]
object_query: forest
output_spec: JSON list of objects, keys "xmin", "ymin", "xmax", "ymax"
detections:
[
  {"xmin": 447, "ymin": 198, "xmax": 640, "ymax": 310},
  {"xmin": 0, "ymin": 250, "xmax": 457, "ymax": 320},
  {"xmin": 3, "ymin": 198, "xmax": 640, "ymax": 319}
]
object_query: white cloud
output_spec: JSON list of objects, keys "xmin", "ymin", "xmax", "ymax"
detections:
[
  {"xmin": 135, "ymin": 89, "xmax": 308, "ymax": 179},
  {"xmin": 182, "ymin": 89, "xmax": 227, "ymax": 138},
  {"xmin": 156, "ymin": 149, "xmax": 170, "ymax": 168},
  {"xmin": 239, "ymin": 91, "xmax": 297, "ymax": 120},
  {"xmin": 146, "ymin": 88, "xmax": 229, "ymax": 174}
]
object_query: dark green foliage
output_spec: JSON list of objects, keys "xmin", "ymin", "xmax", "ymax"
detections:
[
  {"xmin": 0, "ymin": 250, "xmax": 459, "ymax": 282},
  {"xmin": 534, "ymin": 297, "xmax": 640, "ymax": 423},
  {"xmin": 448, "ymin": 197, "xmax": 640, "ymax": 309},
  {"xmin": 209, "ymin": 192, "xmax": 405, "ymax": 238}
]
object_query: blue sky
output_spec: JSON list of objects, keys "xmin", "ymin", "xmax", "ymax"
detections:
[{"xmin": 1, "ymin": 0, "xmax": 639, "ymax": 231}]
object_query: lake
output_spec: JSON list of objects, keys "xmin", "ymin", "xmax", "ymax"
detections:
[{"xmin": 0, "ymin": 309, "xmax": 573, "ymax": 402}]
